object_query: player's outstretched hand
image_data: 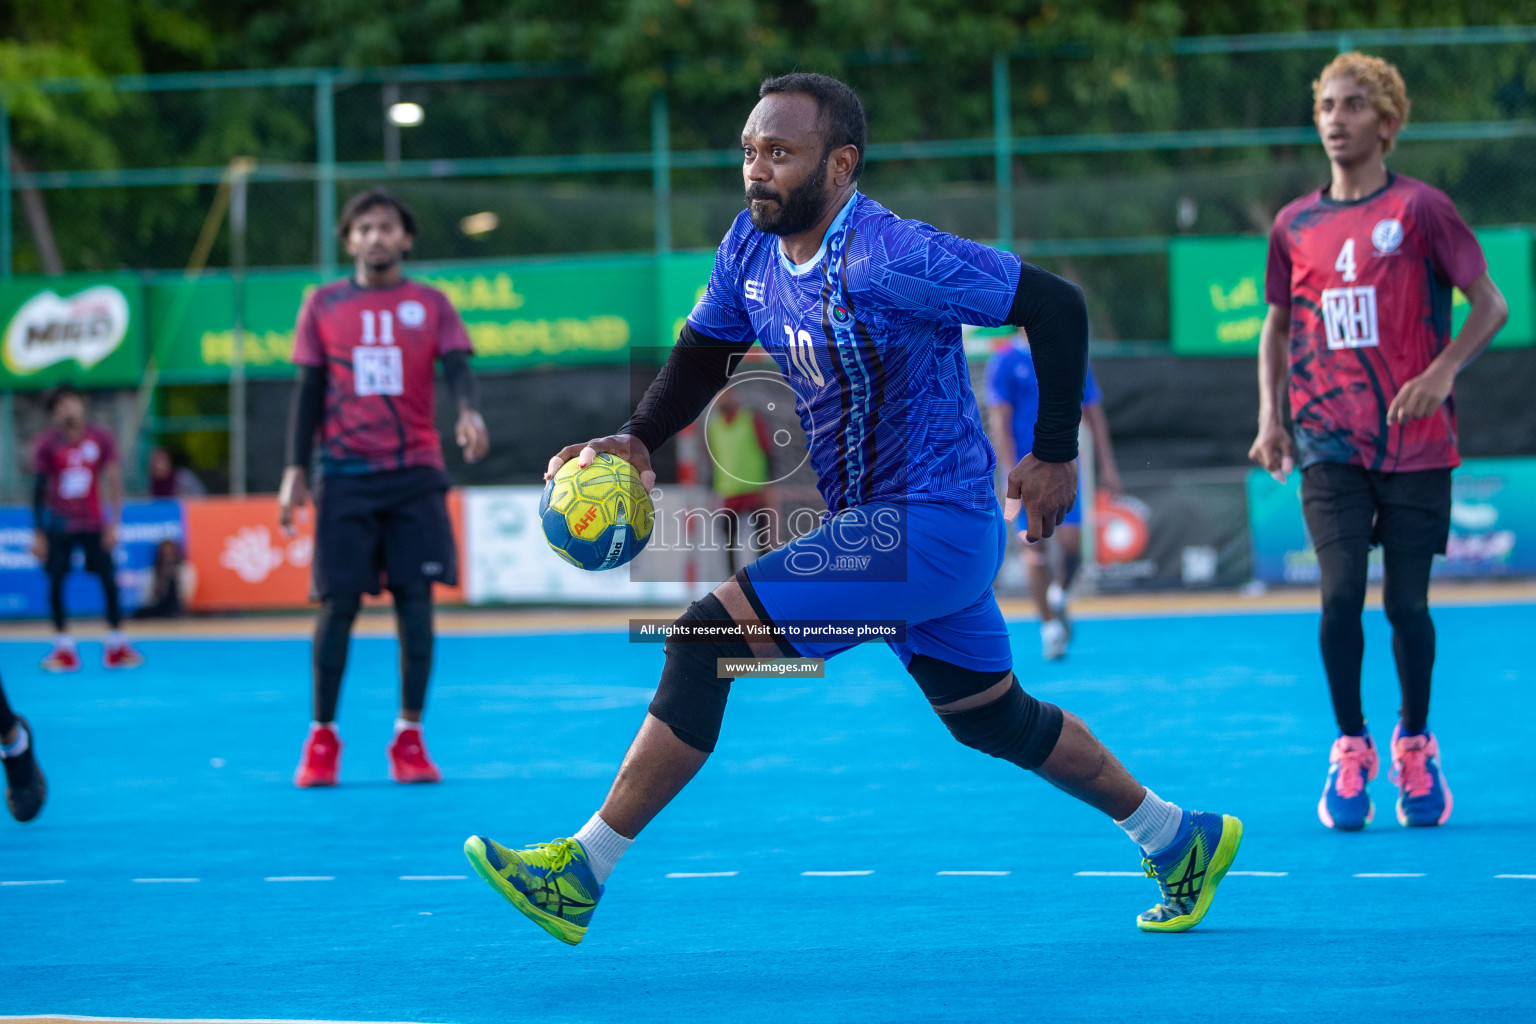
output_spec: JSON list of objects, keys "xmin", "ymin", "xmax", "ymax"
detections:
[
  {"xmin": 277, "ymin": 465, "xmax": 310, "ymax": 536},
  {"xmin": 456, "ymin": 409, "xmax": 490, "ymax": 464},
  {"xmin": 1387, "ymin": 363, "xmax": 1454, "ymax": 425},
  {"xmin": 1005, "ymin": 455, "xmax": 1077, "ymax": 544},
  {"xmin": 1248, "ymin": 422, "xmax": 1295, "ymax": 483},
  {"xmin": 546, "ymin": 434, "xmax": 656, "ymax": 493},
  {"xmin": 30, "ymin": 531, "xmax": 47, "ymax": 561}
]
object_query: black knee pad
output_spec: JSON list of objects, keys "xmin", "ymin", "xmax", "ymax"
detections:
[
  {"xmin": 935, "ymin": 678, "xmax": 1064, "ymax": 772},
  {"xmin": 648, "ymin": 594, "xmax": 755, "ymax": 754}
]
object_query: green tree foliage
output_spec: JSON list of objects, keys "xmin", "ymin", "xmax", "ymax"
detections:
[{"xmin": 4, "ymin": 0, "xmax": 1536, "ymax": 333}]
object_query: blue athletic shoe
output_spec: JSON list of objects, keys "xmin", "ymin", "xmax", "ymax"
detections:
[
  {"xmin": 1390, "ymin": 724, "xmax": 1453, "ymax": 827},
  {"xmin": 1317, "ymin": 733, "xmax": 1378, "ymax": 830},
  {"xmin": 1137, "ymin": 810, "xmax": 1243, "ymax": 932}
]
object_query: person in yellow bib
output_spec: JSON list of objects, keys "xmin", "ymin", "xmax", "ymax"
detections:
[{"xmin": 705, "ymin": 386, "xmax": 775, "ymax": 574}]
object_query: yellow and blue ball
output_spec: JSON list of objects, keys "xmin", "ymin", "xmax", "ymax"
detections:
[{"xmin": 539, "ymin": 453, "xmax": 655, "ymax": 571}]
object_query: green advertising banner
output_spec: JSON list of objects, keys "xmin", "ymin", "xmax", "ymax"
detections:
[
  {"xmin": 150, "ymin": 272, "xmax": 323, "ymax": 382},
  {"xmin": 1171, "ymin": 228, "xmax": 1535, "ymax": 356},
  {"xmin": 0, "ymin": 273, "xmax": 146, "ymax": 390},
  {"xmin": 144, "ymin": 254, "xmax": 717, "ymax": 382}
]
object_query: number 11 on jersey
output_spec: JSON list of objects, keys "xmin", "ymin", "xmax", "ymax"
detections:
[{"xmin": 360, "ymin": 309, "xmax": 395, "ymax": 345}]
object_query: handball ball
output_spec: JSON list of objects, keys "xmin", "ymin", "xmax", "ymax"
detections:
[{"xmin": 540, "ymin": 453, "xmax": 655, "ymax": 570}]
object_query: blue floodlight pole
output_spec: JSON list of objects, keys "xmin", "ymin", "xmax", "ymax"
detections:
[
  {"xmin": 1, "ymin": 98, "xmax": 11, "ymax": 278},
  {"xmin": 316, "ymin": 72, "xmax": 337, "ymax": 277},
  {"xmin": 992, "ymin": 53, "xmax": 1014, "ymax": 252},
  {"xmin": 652, "ymin": 89, "xmax": 672, "ymax": 255}
]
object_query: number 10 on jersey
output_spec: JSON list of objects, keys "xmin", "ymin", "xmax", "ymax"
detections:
[{"xmin": 783, "ymin": 324, "xmax": 826, "ymax": 386}]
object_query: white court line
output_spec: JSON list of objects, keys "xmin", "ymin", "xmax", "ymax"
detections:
[
  {"xmin": 399, "ymin": 875, "xmax": 466, "ymax": 881},
  {"xmin": 1228, "ymin": 871, "xmax": 1288, "ymax": 877},
  {"xmin": 1074, "ymin": 871, "xmax": 1143, "ymax": 877},
  {"xmin": 1354, "ymin": 872, "xmax": 1426, "ymax": 878},
  {"xmin": 937, "ymin": 870, "xmax": 1011, "ymax": 876},
  {"xmin": 801, "ymin": 870, "xmax": 874, "ymax": 877},
  {"xmin": 264, "ymin": 876, "xmax": 335, "ymax": 882},
  {"xmin": 133, "ymin": 878, "xmax": 200, "ymax": 883},
  {"xmin": 1495, "ymin": 874, "xmax": 1536, "ymax": 879},
  {"xmin": 0, "ymin": 879, "xmax": 65, "ymax": 886},
  {"xmin": 666, "ymin": 871, "xmax": 739, "ymax": 878}
]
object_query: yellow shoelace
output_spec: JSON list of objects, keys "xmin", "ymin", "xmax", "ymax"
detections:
[{"xmin": 524, "ymin": 837, "xmax": 579, "ymax": 872}]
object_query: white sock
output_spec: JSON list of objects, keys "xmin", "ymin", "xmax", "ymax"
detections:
[
  {"xmin": 53, "ymin": 634, "xmax": 75, "ymax": 651},
  {"xmin": 573, "ymin": 812, "xmax": 633, "ymax": 884},
  {"xmin": 394, "ymin": 718, "xmax": 419, "ymax": 735},
  {"xmin": 310, "ymin": 720, "xmax": 336, "ymax": 734},
  {"xmin": 0, "ymin": 724, "xmax": 29, "ymax": 759},
  {"xmin": 1116, "ymin": 788, "xmax": 1184, "ymax": 855},
  {"xmin": 106, "ymin": 630, "xmax": 125, "ymax": 648}
]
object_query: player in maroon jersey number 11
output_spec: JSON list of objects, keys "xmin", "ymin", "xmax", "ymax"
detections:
[
  {"xmin": 279, "ymin": 190, "xmax": 489, "ymax": 788},
  {"xmin": 1250, "ymin": 53, "xmax": 1508, "ymax": 831}
]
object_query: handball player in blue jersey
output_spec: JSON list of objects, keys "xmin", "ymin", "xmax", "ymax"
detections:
[
  {"xmin": 464, "ymin": 73, "xmax": 1242, "ymax": 943},
  {"xmin": 986, "ymin": 332, "xmax": 1122, "ymax": 660}
]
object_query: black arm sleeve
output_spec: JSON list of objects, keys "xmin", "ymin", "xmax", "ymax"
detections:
[
  {"xmin": 284, "ymin": 364, "xmax": 326, "ymax": 471},
  {"xmin": 1006, "ymin": 261, "xmax": 1089, "ymax": 463},
  {"xmin": 32, "ymin": 473, "xmax": 46, "ymax": 531},
  {"xmin": 441, "ymin": 350, "xmax": 478, "ymax": 411},
  {"xmin": 619, "ymin": 324, "xmax": 753, "ymax": 453}
]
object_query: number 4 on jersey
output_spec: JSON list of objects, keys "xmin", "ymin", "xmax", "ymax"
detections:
[{"xmin": 1335, "ymin": 238, "xmax": 1358, "ymax": 282}]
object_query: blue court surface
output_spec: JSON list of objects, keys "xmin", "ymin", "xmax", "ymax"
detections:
[{"xmin": 3, "ymin": 602, "xmax": 1534, "ymax": 1023}]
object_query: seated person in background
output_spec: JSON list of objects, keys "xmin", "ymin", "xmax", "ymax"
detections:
[
  {"xmin": 133, "ymin": 539, "xmax": 188, "ymax": 619},
  {"xmin": 147, "ymin": 447, "xmax": 206, "ymax": 498}
]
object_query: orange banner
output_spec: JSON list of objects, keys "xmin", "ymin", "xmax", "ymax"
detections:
[{"xmin": 182, "ymin": 492, "xmax": 464, "ymax": 612}]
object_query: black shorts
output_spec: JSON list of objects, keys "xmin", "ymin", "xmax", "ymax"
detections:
[
  {"xmin": 313, "ymin": 466, "xmax": 457, "ymax": 599},
  {"xmin": 1300, "ymin": 462, "xmax": 1452, "ymax": 556},
  {"xmin": 44, "ymin": 531, "xmax": 113, "ymax": 576}
]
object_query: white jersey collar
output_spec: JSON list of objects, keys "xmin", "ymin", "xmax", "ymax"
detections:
[{"xmin": 776, "ymin": 192, "xmax": 861, "ymax": 277}]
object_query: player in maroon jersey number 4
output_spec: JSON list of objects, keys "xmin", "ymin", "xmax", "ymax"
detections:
[
  {"xmin": 1250, "ymin": 53, "xmax": 1508, "ymax": 831},
  {"xmin": 280, "ymin": 190, "xmax": 489, "ymax": 787}
]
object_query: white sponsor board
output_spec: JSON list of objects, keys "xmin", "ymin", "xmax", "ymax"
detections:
[{"xmin": 464, "ymin": 487, "xmax": 692, "ymax": 605}]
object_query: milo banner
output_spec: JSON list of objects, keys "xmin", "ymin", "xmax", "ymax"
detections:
[
  {"xmin": 146, "ymin": 254, "xmax": 717, "ymax": 382},
  {"xmin": 0, "ymin": 274, "xmax": 145, "ymax": 390},
  {"xmin": 1247, "ymin": 457, "xmax": 1536, "ymax": 583},
  {"xmin": 1170, "ymin": 228, "xmax": 1535, "ymax": 356}
]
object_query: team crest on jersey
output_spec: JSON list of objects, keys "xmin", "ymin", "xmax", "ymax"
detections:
[
  {"xmin": 80, "ymin": 439, "xmax": 100, "ymax": 462},
  {"xmin": 832, "ymin": 305, "xmax": 850, "ymax": 324},
  {"xmin": 396, "ymin": 299, "xmax": 426, "ymax": 328},
  {"xmin": 1372, "ymin": 218, "xmax": 1404, "ymax": 255}
]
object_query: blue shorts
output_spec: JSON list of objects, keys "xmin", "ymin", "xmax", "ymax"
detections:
[{"xmin": 743, "ymin": 501, "xmax": 1013, "ymax": 673}]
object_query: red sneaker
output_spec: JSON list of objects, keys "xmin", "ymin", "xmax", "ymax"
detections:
[
  {"xmin": 104, "ymin": 644, "xmax": 145, "ymax": 669},
  {"xmin": 294, "ymin": 725, "xmax": 342, "ymax": 787},
  {"xmin": 388, "ymin": 727, "xmax": 442, "ymax": 784},
  {"xmin": 40, "ymin": 647, "xmax": 80, "ymax": 673}
]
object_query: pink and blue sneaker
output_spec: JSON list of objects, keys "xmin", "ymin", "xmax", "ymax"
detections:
[
  {"xmin": 1391, "ymin": 724, "xmax": 1453, "ymax": 827},
  {"xmin": 1318, "ymin": 733, "xmax": 1378, "ymax": 830}
]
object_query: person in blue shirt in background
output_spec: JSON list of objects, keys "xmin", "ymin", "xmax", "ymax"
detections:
[{"xmin": 986, "ymin": 329, "xmax": 1122, "ymax": 660}]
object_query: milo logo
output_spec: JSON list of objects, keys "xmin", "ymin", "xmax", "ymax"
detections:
[{"xmin": 3, "ymin": 285, "xmax": 130, "ymax": 376}]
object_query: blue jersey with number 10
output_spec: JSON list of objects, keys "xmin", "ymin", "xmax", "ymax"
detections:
[{"xmin": 687, "ymin": 192, "xmax": 1022, "ymax": 514}]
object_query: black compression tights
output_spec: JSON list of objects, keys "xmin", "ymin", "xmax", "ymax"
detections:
[
  {"xmin": 49, "ymin": 566, "xmax": 121, "ymax": 632},
  {"xmin": 311, "ymin": 585, "xmax": 435, "ymax": 724},
  {"xmin": 0, "ymin": 673, "xmax": 16, "ymax": 739},
  {"xmin": 1316, "ymin": 540, "xmax": 1436, "ymax": 736}
]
